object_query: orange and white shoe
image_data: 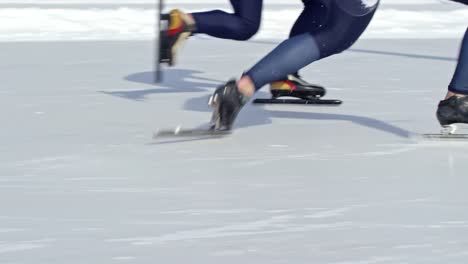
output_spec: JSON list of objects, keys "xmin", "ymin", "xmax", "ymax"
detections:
[{"xmin": 159, "ymin": 9, "xmax": 195, "ymax": 66}]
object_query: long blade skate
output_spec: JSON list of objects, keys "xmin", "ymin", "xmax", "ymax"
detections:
[
  {"xmin": 153, "ymin": 126, "xmax": 231, "ymax": 139},
  {"xmin": 423, "ymin": 123, "xmax": 468, "ymax": 140},
  {"xmin": 253, "ymin": 98, "xmax": 342, "ymax": 105},
  {"xmin": 255, "ymin": 76, "xmax": 342, "ymax": 106},
  {"xmin": 155, "ymin": 0, "xmax": 165, "ymax": 83}
]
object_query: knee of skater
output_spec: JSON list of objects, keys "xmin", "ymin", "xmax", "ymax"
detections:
[
  {"xmin": 232, "ymin": 19, "xmax": 261, "ymax": 40},
  {"xmin": 319, "ymin": 38, "xmax": 357, "ymax": 58}
]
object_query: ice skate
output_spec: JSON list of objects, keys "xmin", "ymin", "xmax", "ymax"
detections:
[
  {"xmin": 253, "ymin": 74, "xmax": 342, "ymax": 105},
  {"xmin": 159, "ymin": 9, "xmax": 195, "ymax": 66},
  {"xmin": 437, "ymin": 95, "xmax": 468, "ymax": 135},
  {"xmin": 423, "ymin": 96, "xmax": 468, "ymax": 139},
  {"xmin": 270, "ymin": 74, "xmax": 326, "ymax": 99},
  {"xmin": 209, "ymin": 80, "xmax": 251, "ymax": 131}
]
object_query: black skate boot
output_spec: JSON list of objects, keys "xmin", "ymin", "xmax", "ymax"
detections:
[
  {"xmin": 160, "ymin": 9, "xmax": 195, "ymax": 66},
  {"xmin": 270, "ymin": 74, "xmax": 326, "ymax": 100},
  {"xmin": 209, "ymin": 80, "xmax": 251, "ymax": 131},
  {"xmin": 253, "ymin": 74, "xmax": 342, "ymax": 105},
  {"xmin": 436, "ymin": 95, "xmax": 468, "ymax": 134},
  {"xmin": 437, "ymin": 96, "xmax": 468, "ymax": 126}
]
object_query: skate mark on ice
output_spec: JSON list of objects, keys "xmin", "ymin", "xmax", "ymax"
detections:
[
  {"xmin": 329, "ymin": 256, "xmax": 396, "ymax": 264},
  {"xmin": 0, "ymin": 239, "xmax": 55, "ymax": 254},
  {"xmin": 65, "ymin": 177, "xmax": 124, "ymax": 182},
  {"xmin": 12, "ymin": 155, "xmax": 78, "ymax": 167},
  {"xmin": 341, "ymin": 145, "xmax": 417, "ymax": 158},
  {"xmin": 106, "ymin": 215, "xmax": 352, "ymax": 245},
  {"xmin": 268, "ymin": 110, "xmax": 412, "ymax": 138},
  {"xmin": 184, "ymin": 145, "xmax": 416, "ymax": 163},
  {"xmin": 412, "ymin": 139, "xmax": 468, "ymax": 147},
  {"xmin": 107, "ymin": 221, "xmax": 351, "ymax": 245},
  {"xmin": 0, "ymin": 228, "xmax": 25, "ymax": 233},
  {"xmin": 305, "ymin": 207, "xmax": 352, "ymax": 219},
  {"xmin": 0, "ymin": 243, "xmax": 46, "ymax": 254},
  {"xmin": 160, "ymin": 208, "xmax": 256, "ymax": 215},
  {"xmin": 71, "ymin": 227, "xmax": 104, "ymax": 232},
  {"xmin": 210, "ymin": 250, "xmax": 247, "ymax": 256},
  {"xmin": 112, "ymin": 256, "xmax": 136, "ymax": 261},
  {"xmin": 393, "ymin": 244, "xmax": 433, "ymax": 250},
  {"xmin": 148, "ymin": 136, "xmax": 227, "ymax": 145}
]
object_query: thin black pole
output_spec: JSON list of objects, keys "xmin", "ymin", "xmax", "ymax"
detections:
[{"xmin": 155, "ymin": 0, "xmax": 163, "ymax": 83}]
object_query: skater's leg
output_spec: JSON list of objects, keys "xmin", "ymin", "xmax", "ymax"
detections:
[
  {"xmin": 240, "ymin": 3, "xmax": 378, "ymax": 93},
  {"xmin": 289, "ymin": 0, "xmax": 328, "ymax": 38},
  {"xmin": 209, "ymin": 0, "xmax": 379, "ymax": 130},
  {"xmin": 242, "ymin": 2, "xmax": 327, "ymax": 92},
  {"xmin": 285, "ymin": 0, "xmax": 328, "ymax": 78},
  {"xmin": 245, "ymin": 33, "xmax": 321, "ymax": 92},
  {"xmin": 447, "ymin": 28, "xmax": 468, "ymax": 97},
  {"xmin": 161, "ymin": 0, "xmax": 262, "ymax": 65},
  {"xmin": 431, "ymin": 0, "xmax": 467, "ymax": 126},
  {"xmin": 191, "ymin": 0, "xmax": 262, "ymax": 40}
]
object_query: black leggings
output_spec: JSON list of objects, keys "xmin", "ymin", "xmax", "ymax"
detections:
[
  {"xmin": 247, "ymin": 0, "xmax": 379, "ymax": 90},
  {"xmin": 191, "ymin": 0, "xmax": 263, "ymax": 41},
  {"xmin": 191, "ymin": 0, "xmax": 379, "ymax": 90}
]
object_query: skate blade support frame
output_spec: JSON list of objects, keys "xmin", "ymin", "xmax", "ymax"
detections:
[
  {"xmin": 423, "ymin": 123, "xmax": 468, "ymax": 140},
  {"xmin": 155, "ymin": 0, "xmax": 164, "ymax": 83},
  {"xmin": 253, "ymin": 98, "xmax": 343, "ymax": 105},
  {"xmin": 153, "ymin": 126, "xmax": 231, "ymax": 139}
]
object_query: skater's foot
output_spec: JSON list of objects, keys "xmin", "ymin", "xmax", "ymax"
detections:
[
  {"xmin": 160, "ymin": 9, "xmax": 196, "ymax": 66},
  {"xmin": 437, "ymin": 93, "xmax": 468, "ymax": 126},
  {"xmin": 269, "ymin": 74, "xmax": 326, "ymax": 100},
  {"xmin": 209, "ymin": 80, "xmax": 252, "ymax": 131}
]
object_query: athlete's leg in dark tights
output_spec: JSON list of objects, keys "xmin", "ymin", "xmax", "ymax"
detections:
[
  {"xmin": 245, "ymin": 1, "xmax": 378, "ymax": 91},
  {"xmin": 443, "ymin": 0, "xmax": 467, "ymax": 99},
  {"xmin": 448, "ymin": 28, "xmax": 468, "ymax": 95},
  {"xmin": 191, "ymin": 0, "xmax": 263, "ymax": 41}
]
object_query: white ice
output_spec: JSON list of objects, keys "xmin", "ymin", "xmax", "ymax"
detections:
[
  {"xmin": 1, "ymin": 2, "xmax": 468, "ymax": 264},
  {"xmin": 0, "ymin": 1, "xmax": 466, "ymax": 41}
]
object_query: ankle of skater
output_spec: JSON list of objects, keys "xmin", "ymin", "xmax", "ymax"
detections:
[
  {"xmin": 237, "ymin": 76, "xmax": 256, "ymax": 97},
  {"xmin": 180, "ymin": 11, "xmax": 196, "ymax": 27},
  {"xmin": 445, "ymin": 91, "xmax": 468, "ymax": 100},
  {"xmin": 170, "ymin": 9, "xmax": 196, "ymax": 30}
]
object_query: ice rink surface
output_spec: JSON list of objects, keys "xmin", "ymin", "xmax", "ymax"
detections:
[
  {"xmin": 1, "ymin": 37, "xmax": 468, "ymax": 264},
  {"xmin": 1, "ymin": 1, "xmax": 468, "ymax": 263}
]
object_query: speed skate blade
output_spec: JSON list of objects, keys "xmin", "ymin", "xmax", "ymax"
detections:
[
  {"xmin": 253, "ymin": 98, "xmax": 342, "ymax": 105},
  {"xmin": 422, "ymin": 134, "xmax": 468, "ymax": 140},
  {"xmin": 153, "ymin": 127, "xmax": 231, "ymax": 139},
  {"xmin": 155, "ymin": 0, "xmax": 165, "ymax": 83},
  {"xmin": 441, "ymin": 123, "xmax": 468, "ymax": 135},
  {"xmin": 423, "ymin": 124, "xmax": 468, "ymax": 140}
]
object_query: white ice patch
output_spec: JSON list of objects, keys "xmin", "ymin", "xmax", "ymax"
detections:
[
  {"xmin": 0, "ymin": 7, "xmax": 466, "ymax": 42},
  {"xmin": 112, "ymin": 256, "xmax": 136, "ymax": 261},
  {"xmin": 361, "ymin": 0, "xmax": 379, "ymax": 8}
]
